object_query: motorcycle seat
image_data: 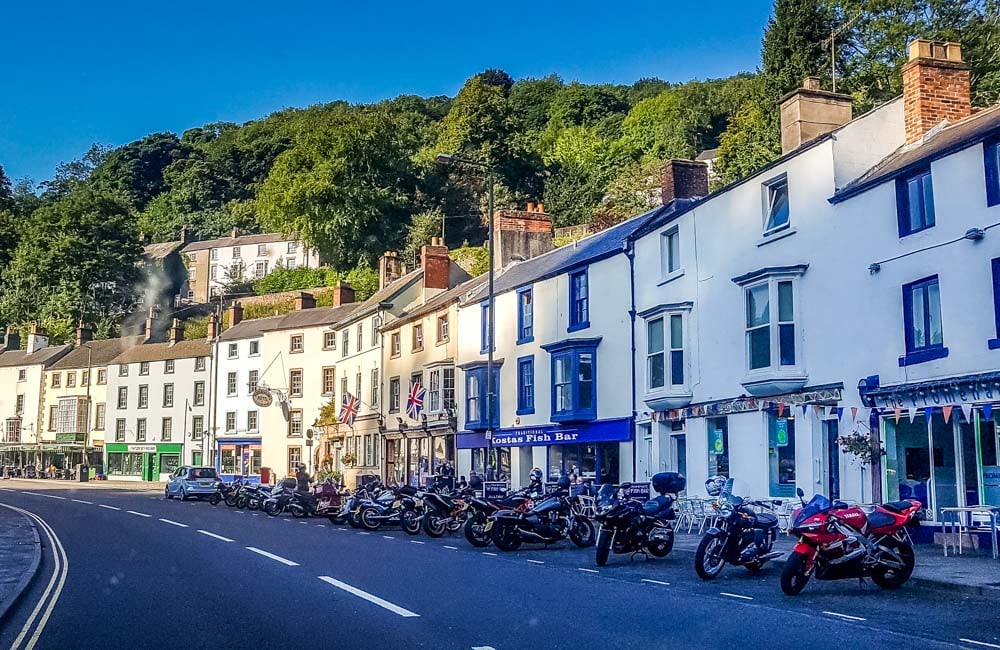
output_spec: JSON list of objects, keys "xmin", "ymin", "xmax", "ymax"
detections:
[
  {"xmin": 642, "ymin": 496, "xmax": 673, "ymax": 516},
  {"xmin": 881, "ymin": 500, "xmax": 913, "ymax": 514},
  {"xmin": 755, "ymin": 512, "xmax": 779, "ymax": 529},
  {"xmin": 866, "ymin": 511, "xmax": 896, "ymax": 529}
]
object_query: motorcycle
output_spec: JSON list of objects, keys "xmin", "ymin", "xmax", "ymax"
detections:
[
  {"xmin": 694, "ymin": 477, "xmax": 782, "ymax": 579},
  {"xmin": 209, "ymin": 477, "xmax": 243, "ymax": 506},
  {"xmin": 288, "ymin": 480, "xmax": 345, "ymax": 518},
  {"xmin": 421, "ymin": 487, "xmax": 473, "ymax": 537},
  {"xmin": 463, "ymin": 484, "xmax": 539, "ymax": 547},
  {"xmin": 341, "ymin": 481, "xmax": 388, "ymax": 527},
  {"xmin": 781, "ymin": 487, "xmax": 920, "ymax": 595},
  {"xmin": 263, "ymin": 479, "xmax": 298, "ymax": 516},
  {"xmin": 357, "ymin": 485, "xmax": 423, "ymax": 534},
  {"xmin": 489, "ymin": 476, "xmax": 596, "ymax": 551},
  {"xmin": 593, "ymin": 472, "xmax": 683, "ymax": 567}
]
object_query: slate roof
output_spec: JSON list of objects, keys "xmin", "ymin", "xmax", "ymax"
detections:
[
  {"xmin": 257, "ymin": 304, "xmax": 358, "ymax": 334},
  {"xmin": 462, "ymin": 200, "xmax": 693, "ymax": 305},
  {"xmin": 112, "ymin": 339, "xmax": 212, "ymax": 364},
  {"xmin": 218, "ymin": 315, "xmax": 286, "ymax": 342},
  {"xmin": 143, "ymin": 241, "xmax": 184, "ymax": 262},
  {"xmin": 0, "ymin": 345, "xmax": 72, "ymax": 368},
  {"xmin": 335, "ymin": 268, "xmax": 426, "ymax": 327},
  {"xmin": 50, "ymin": 336, "xmax": 145, "ymax": 370},
  {"xmin": 831, "ymin": 103, "xmax": 1000, "ymax": 204},
  {"xmin": 382, "ymin": 273, "xmax": 488, "ymax": 330},
  {"xmin": 695, "ymin": 148, "xmax": 719, "ymax": 161},
  {"xmin": 180, "ymin": 233, "xmax": 293, "ymax": 253}
]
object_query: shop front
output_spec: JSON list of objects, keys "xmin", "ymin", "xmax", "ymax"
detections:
[
  {"xmin": 215, "ymin": 437, "xmax": 262, "ymax": 483},
  {"xmin": 861, "ymin": 372, "xmax": 1000, "ymax": 525},
  {"xmin": 457, "ymin": 417, "xmax": 631, "ymax": 488},
  {"xmin": 105, "ymin": 443, "xmax": 183, "ymax": 482},
  {"xmin": 385, "ymin": 425, "xmax": 456, "ymax": 487}
]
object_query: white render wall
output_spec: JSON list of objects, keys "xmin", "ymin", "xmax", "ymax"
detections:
[
  {"xmin": 202, "ymin": 241, "xmax": 319, "ymax": 297},
  {"xmin": 216, "ymin": 336, "xmax": 265, "ymax": 438},
  {"xmin": 0, "ymin": 364, "xmax": 45, "ymax": 444}
]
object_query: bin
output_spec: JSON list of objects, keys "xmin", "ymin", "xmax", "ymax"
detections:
[{"xmin": 77, "ymin": 464, "xmax": 89, "ymax": 482}]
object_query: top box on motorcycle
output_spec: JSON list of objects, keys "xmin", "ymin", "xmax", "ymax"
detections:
[
  {"xmin": 314, "ymin": 482, "xmax": 338, "ymax": 496},
  {"xmin": 280, "ymin": 477, "xmax": 297, "ymax": 489},
  {"xmin": 397, "ymin": 485, "xmax": 418, "ymax": 497},
  {"xmin": 651, "ymin": 472, "xmax": 685, "ymax": 495}
]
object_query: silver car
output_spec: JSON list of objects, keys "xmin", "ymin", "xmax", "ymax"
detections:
[{"xmin": 165, "ymin": 466, "xmax": 220, "ymax": 501}]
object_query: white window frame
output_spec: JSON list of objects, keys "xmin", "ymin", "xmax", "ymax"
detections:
[
  {"xmin": 762, "ymin": 174, "xmax": 791, "ymax": 236},
  {"xmin": 249, "ymin": 340, "xmax": 260, "ymax": 356},
  {"xmin": 226, "ymin": 411, "xmax": 237, "ymax": 432},
  {"xmin": 228, "ymin": 343, "xmax": 238, "ymax": 359},
  {"xmin": 227, "ymin": 372, "xmax": 238, "ymax": 396},
  {"xmin": 660, "ymin": 227, "xmax": 681, "ymax": 278},
  {"xmin": 740, "ymin": 273, "xmax": 804, "ymax": 378},
  {"xmin": 247, "ymin": 410, "xmax": 259, "ymax": 431}
]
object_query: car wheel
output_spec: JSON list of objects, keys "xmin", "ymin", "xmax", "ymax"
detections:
[
  {"xmin": 180, "ymin": 487, "xmax": 188, "ymax": 501},
  {"xmin": 165, "ymin": 486, "xmax": 173, "ymax": 500}
]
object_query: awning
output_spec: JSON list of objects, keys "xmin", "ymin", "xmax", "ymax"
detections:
[{"xmin": 458, "ymin": 418, "xmax": 631, "ymax": 449}]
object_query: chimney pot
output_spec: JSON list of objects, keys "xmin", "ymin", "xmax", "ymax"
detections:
[
  {"xmin": 379, "ymin": 251, "xmax": 404, "ymax": 290},
  {"xmin": 76, "ymin": 324, "xmax": 93, "ymax": 346},
  {"xmin": 902, "ymin": 39, "xmax": 971, "ymax": 144},
  {"xmin": 26, "ymin": 326, "xmax": 48, "ymax": 354},
  {"xmin": 168, "ymin": 318, "xmax": 184, "ymax": 345},
  {"xmin": 537, "ymin": 202, "xmax": 544, "ymax": 213},
  {"xmin": 231, "ymin": 227, "xmax": 238, "ymax": 238},
  {"xmin": 421, "ymin": 240, "xmax": 451, "ymax": 296},
  {"xmin": 526, "ymin": 202, "xmax": 536, "ymax": 213}
]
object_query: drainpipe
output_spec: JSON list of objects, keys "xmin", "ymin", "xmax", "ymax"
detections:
[{"xmin": 625, "ymin": 240, "xmax": 638, "ymax": 482}]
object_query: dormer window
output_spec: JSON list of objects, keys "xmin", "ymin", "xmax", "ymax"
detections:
[
  {"xmin": 763, "ymin": 175, "xmax": 790, "ymax": 235},
  {"xmin": 896, "ymin": 168, "xmax": 935, "ymax": 236}
]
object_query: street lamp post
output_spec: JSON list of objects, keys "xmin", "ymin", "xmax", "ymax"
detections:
[
  {"xmin": 435, "ymin": 153, "xmax": 496, "ymax": 481},
  {"xmin": 81, "ymin": 342, "xmax": 93, "ymax": 482}
]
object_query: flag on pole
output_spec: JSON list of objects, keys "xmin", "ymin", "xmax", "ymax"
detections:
[
  {"xmin": 406, "ymin": 382, "xmax": 426, "ymax": 419},
  {"xmin": 339, "ymin": 392, "xmax": 360, "ymax": 426}
]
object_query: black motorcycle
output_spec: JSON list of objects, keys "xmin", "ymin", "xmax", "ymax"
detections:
[
  {"xmin": 357, "ymin": 485, "xmax": 422, "ymax": 534},
  {"xmin": 263, "ymin": 479, "xmax": 298, "ymax": 516},
  {"xmin": 210, "ymin": 477, "xmax": 243, "ymax": 506},
  {"xmin": 694, "ymin": 477, "xmax": 781, "ymax": 580},
  {"xmin": 464, "ymin": 484, "xmax": 540, "ymax": 547},
  {"xmin": 489, "ymin": 476, "xmax": 596, "ymax": 551},
  {"xmin": 593, "ymin": 472, "xmax": 684, "ymax": 566}
]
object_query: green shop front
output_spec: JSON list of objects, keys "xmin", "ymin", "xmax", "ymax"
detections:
[{"xmin": 106, "ymin": 443, "xmax": 183, "ymax": 482}]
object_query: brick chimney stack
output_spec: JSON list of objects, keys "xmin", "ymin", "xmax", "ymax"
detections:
[
  {"xmin": 902, "ymin": 40, "xmax": 971, "ymax": 144},
  {"xmin": 660, "ymin": 160, "xmax": 709, "ymax": 205},
  {"xmin": 332, "ymin": 282, "xmax": 355, "ymax": 307},
  {"xmin": 168, "ymin": 318, "xmax": 184, "ymax": 345},
  {"xmin": 144, "ymin": 307, "xmax": 158, "ymax": 342},
  {"xmin": 493, "ymin": 204, "xmax": 553, "ymax": 269},
  {"xmin": 379, "ymin": 252, "xmax": 405, "ymax": 290},
  {"xmin": 295, "ymin": 292, "xmax": 316, "ymax": 311},
  {"xmin": 2, "ymin": 328, "xmax": 20, "ymax": 351},
  {"xmin": 779, "ymin": 76, "xmax": 853, "ymax": 154},
  {"xmin": 227, "ymin": 302, "xmax": 244, "ymax": 327},
  {"xmin": 207, "ymin": 313, "xmax": 220, "ymax": 340},
  {"xmin": 76, "ymin": 323, "xmax": 93, "ymax": 347},
  {"xmin": 421, "ymin": 237, "xmax": 450, "ymax": 299}
]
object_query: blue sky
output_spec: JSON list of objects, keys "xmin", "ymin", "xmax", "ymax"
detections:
[{"xmin": 1, "ymin": 0, "xmax": 773, "ymax": 183}]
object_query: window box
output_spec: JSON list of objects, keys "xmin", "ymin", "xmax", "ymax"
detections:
[{"xmin": 541, "ymin": 338, "xmax": 600, "ymax": 423}]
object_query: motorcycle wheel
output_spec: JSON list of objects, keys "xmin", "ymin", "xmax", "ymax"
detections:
[
  {"xmin": 329, "ymin": 514, "xmax": 347, "ymax": 526},
  {"xmin": 646, "ymin": 532, "xmax": 674, "ymax": 558},
  {"xmin": 463, "ymin": 517, "xmax": 491, "ymax": 547},
  {"xmin": 569, "ymin": 518, "xmax": 596, "ymax": 548},
  {"xmin": 236, "ymin": 495, "xmax": 249, "ymax": 509},
  {"xmin": 209, "ymin": 492, "xmax": 221, "ymax": 506},
  {"xmin": 247, "ymin": 498, "xmax": 261, "ymax": 511},
  {"xmin": 870, "ymin": 538, "xmax": 915, "ymax": 589},
  {"xmin": 780, "ymin": 551, "xmax": 812, "ymax": 595},
  {"xmin": 490, "ymin": 521, "xmax": 522, "ymax": 551},
  {"xmin": 348, "ymin": 511, "xmax": 361, "ymax": 528},
  {"xmin": 224, "ymin": 493, "xmax": 238, "ymax": 507},
  {"xmin": 401, "ymin": 510, "xmax": 422, "ymax": 535},
  {"xmin": 423, "ymin": 514, "xmax": 448, "ymax": 538},
  {"xmin": 595, "ymin": 528, "xmax": 613, "ymax": 566},
  {"xmin": 695, "ymin": 535, "xmax": 726, "ymax": 580},
  {"xmin": 359, "ymin": 507, "xmax": 382, "ymax": 531},
  {"xmin": 291, "ymin": 505, "xmax": 308, "ymax": 519},
  {"xmin": 263, "ymin": 501, "xmax": 282, "ymax": 517}
]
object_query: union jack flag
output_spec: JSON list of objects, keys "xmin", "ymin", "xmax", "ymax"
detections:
[
  {"xmin": 406, "ymin": 382, "xmax": 426, "ymax": 419},
  {"xmin": 339, "ymin": 392, "xmax": 360, "ymax": 426}
]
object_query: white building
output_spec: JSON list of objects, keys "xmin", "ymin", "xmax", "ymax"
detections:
[
  {"xmin": 181, "ymin": 231, "xmax": 320, "ymax": 303},
  {"xmin": 105, "ymin": 319, "xmax": 212, "ymax": 481}
]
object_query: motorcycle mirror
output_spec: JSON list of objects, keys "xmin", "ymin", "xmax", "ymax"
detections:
[{"xmin": 796, "ymin": 487, "xmax": 804, "ymax": 498}]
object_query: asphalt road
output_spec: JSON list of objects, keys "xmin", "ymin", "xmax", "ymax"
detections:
[{"xmin": 1, "ymin": 480, "xmax": 998, "ymax": 650}]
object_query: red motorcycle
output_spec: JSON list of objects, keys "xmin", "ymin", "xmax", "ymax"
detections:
[{"xmin": 781, "ymin": 488, "xmax": 920, "ymax": 595}]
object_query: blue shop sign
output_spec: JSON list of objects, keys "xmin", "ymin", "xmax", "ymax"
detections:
[{"xmin": 457, "ymin": 418, "xmax": 630, "ymax": 449}]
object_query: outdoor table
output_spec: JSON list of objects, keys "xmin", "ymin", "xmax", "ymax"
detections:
[{"xmin": 940, "ymin": 506, "xmax": 999, "ymax": 557}]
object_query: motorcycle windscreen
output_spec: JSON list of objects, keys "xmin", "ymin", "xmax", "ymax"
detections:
[
  {"xmin": 722, "ymin": 478, "xmax": 751, "ymax": 503},
  {"xmin": 596, "ymin": 484, "xmax": 618, "ymax": 510},
  {"xmin": 794, "ymin": 494, "xmax": 833, "ymax": 526}
]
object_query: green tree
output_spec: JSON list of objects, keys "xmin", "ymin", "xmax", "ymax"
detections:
[
  {"xmin": 0, "ymin": 164, "xmax": 13, "ymax": 213},
  {"xmin": 762, "ymin": 0, "xmax": 835, "ymax": 97},
  {"xmin": 403, "ymin": 209, "xmax": 445, "ymax": 267},
  {"xmin": 257, "ymin": 107, "xmax": 419, "ymax": 268},
  {"xmin": 434, "ymin": 76, "xmax": 513, "ymax": 166},
  {"xmin": 38, "ymin": 144, "xmax": 109, "ymax": 199},
  {"xmin": 619, "ymin": 88, "xmax": 713, "ymax": 161},
  {"xmin": 90, "ymin": 132, "xmax": 193, "ymax": 211},
  {"xmin": 712, "ymin": 85, "xmax": 781, "ymax": 187},
  {"xmin": 509, "ymin": 76, "xmax": 564, "ymax": 135}
]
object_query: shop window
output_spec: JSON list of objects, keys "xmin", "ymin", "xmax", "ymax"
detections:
[
  {"xmin": 517, "ymin": 287, "xmax": 533, "ymax": 344},
  {"xmin": 767, "ymin": 411, "xmax": 796, "ymax": 497},
  {"xmin": 986, "ymin": 139, "xmax": 1000, "ymax": 207},
  {"xmin": 900, "ymin": 275, "xmax": 947, "ymax": 365},
  {"xmin": 464, "ymin": 365, "xmax": 500, "ymax": 431},
  {"xmin": 707, "ymin": 416, "xmax": 729, "ymax": 477},
  {"xmin": 568, "ymin": 269, "xmax": 590, "ymax": 331},
  {"xmin": 543, "ymin": 339, "xmax": 598, "ymax": 423},
  {"xmin": 547, "ymin": 443, "xmax": 619, "ymax": 484},
  {"xmin": 896, "ymin": 168, "xmax": 935, "ymax": 236},
  {"xmin": 517, "ymin": 356, "xmax": 534, "ymax": 415},
  {"xmin": 471, "ymin": 447, "xmax": 510, "ymax": 481}
]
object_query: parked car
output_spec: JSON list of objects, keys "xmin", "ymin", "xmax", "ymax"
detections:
[{"xmin": 165, "ymin": 466, "xmax": 220, "ymax": 501}]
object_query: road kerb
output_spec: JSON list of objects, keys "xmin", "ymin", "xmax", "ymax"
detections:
[{"xmin": 0, "ymin": 504, "xmax": 43, "ymax": 625}]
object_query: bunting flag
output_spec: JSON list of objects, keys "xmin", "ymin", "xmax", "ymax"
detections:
[
  {"xmin": 942, "ymin": 405, "xmax": 953, "ymax": 423},
  {"xmin": 892, "ymin": 408, "xmax": 900, "ymax": 423},
  {"xmin": 984, "ymin": 404, "xmax": 994, "ymax": 421},
  {"xmin": 923, "ymin": 406, "xmax": 935, "ymax": 421},
  {"xmin": 908, "ymin": 407, "xmax": 918, "ymax": 424},
  {"xmin": 801, "ymin": 404, "xmax": 808, "ymax": 416},
  {"xmin": 961, "ymin": 404, "xmax": 972, "ymax": 422},
  {"xmin": 778, "ymin": 402, "xmax": 786, "ymax": 417},
  {"xmin": 836, "ymin": 406, "xmax": 844, "ymax": 420},
  {"xmin": 850, "ymin": 407, "xmax": 858, "ymax": 422},
  {"xmin": 813, "ymin": 405, "xmax": 823, "ymax": 416}
]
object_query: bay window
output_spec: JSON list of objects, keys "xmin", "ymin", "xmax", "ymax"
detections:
[
  {"xmin": 463, "ymin": 364, "xmax": 500, "ymax": 431},
  {"xmin": 542, "ymin": 338, "xmax": 600, "ymax": 422}
]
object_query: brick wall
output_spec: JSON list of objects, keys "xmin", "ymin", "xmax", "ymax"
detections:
[{"xmin": 901, "ymin": 40, "xmax": 971, "ymax": 144}]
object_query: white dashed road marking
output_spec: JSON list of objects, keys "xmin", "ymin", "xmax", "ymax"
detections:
[
  {"xmin": 961, "ymin": 639, "xmax": 1000, "ymax": 649},
  {"xmin": 318, "ymin": 576, "xmax": 419, "ymax": 618},
  {"xmin": 159, "ymin": 518, "xmax": 188, "ymax": 528},
  {"xmin": 577, "ymin": 568, "xmax": 598, "ymax": 574},
  {"xmin": 443, "ymin": 545, "xmax": 458, "ymax": 550},
  {"xmin": 127, "ymin": 510, "xmax": 151, "ymax": 518},
  {"xmin": 358, "ymin": 531, "xmax": 371, "ymax": 535},
  {"xmin": 823, "ymin": 611, "xmax": 865, "ymax": 622},
  {"xmin": 526, "ymin": 559, "xmax": 544, "ymax": 564},
  {"xmin": 641, "ymin": 579, "xmax": 670, "ymax": 586},
  {"xmin": 246, "ymin": 547, "xmax": 300, "ymax": 566},
  {"xmin": 71, "ymin": 499, "xmax": 93, "ymax": 504},
  {"xmin": 482, "ymin": 552, "xmax": 497, "ymax": 557},
  {"xmin": 98, "ymin": 504, "xmax": 120, "ymax": 511},
  {"xmin": 383, "ymin": 536, "xmax": 395, "ymax": 540},
  {"xmin": 410, "ymin": 540, "xmax": 425, "ymax": 545},
  {"xmin": 720, "ymin": 593, "xmax": 753, "ymax": 601},
  {"xmin": 198, "ymin": 530, "xmax": 234, "ymax": 542}
]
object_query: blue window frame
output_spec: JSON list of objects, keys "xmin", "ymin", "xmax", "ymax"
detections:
[
  {"xmin": 517, "ymin": 356, "xmax": 534, "ymax": 415},
  {"xmin": 990, "ymin": 258, "xmax": 1000, "ymax": 349},
  {"xmin": 480, "ymin": 301, "xmax": 490, "ymax": 353},
  {"xmin": 900, "ymin": 275, "xmax": 948, "ymax": 366},
  {"xmin": 517, "ymin": 287, "xmax": 534, "ymax": 344},
  {"xmin": 986, "ymin": 139, "xmax": 1000, "ymax": 208},
  {"xmin": 464, "ymin": 364, "xmax": 500, "ymax": 431},
  {"xmin": 896, "ymin": 169, "xmax": 935, "ymax": 236},
  {"xmin": 568, "ymin": 269, "xmax": 590, "ymax": 332},
  {"xmin": 542, "ymin": 338, "xmax": 600, "ymax": 422}
]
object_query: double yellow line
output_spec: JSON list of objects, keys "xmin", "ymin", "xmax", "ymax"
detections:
[{"xmin": 1, "ymin": 504, "xmax": 68, "ymax": 650}]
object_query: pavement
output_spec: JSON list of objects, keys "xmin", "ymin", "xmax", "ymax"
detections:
[
  {"xmin": 0, "ymin": 503, "xmax": 41, "ymax": 623},
  {"xmin": 0, "ymin": 478, "xmax": 998, "ymax": 649}
]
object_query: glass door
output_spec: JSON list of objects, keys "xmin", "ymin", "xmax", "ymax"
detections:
[
  {"xmin": 929, "ymin": 411, "xmax": 958, "ymax": 520},
  {"xmin": 767, "ymin": 413, "xmax": 796, "ymax": 497},
  {"xmin": 824, "ymin": 419, "xmax": 840, "ymax": 501}
]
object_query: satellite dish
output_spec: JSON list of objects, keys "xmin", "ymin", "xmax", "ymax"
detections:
[{"xmin": 252, "ymin": 388, "xmax": 274, "ymax": 408}]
